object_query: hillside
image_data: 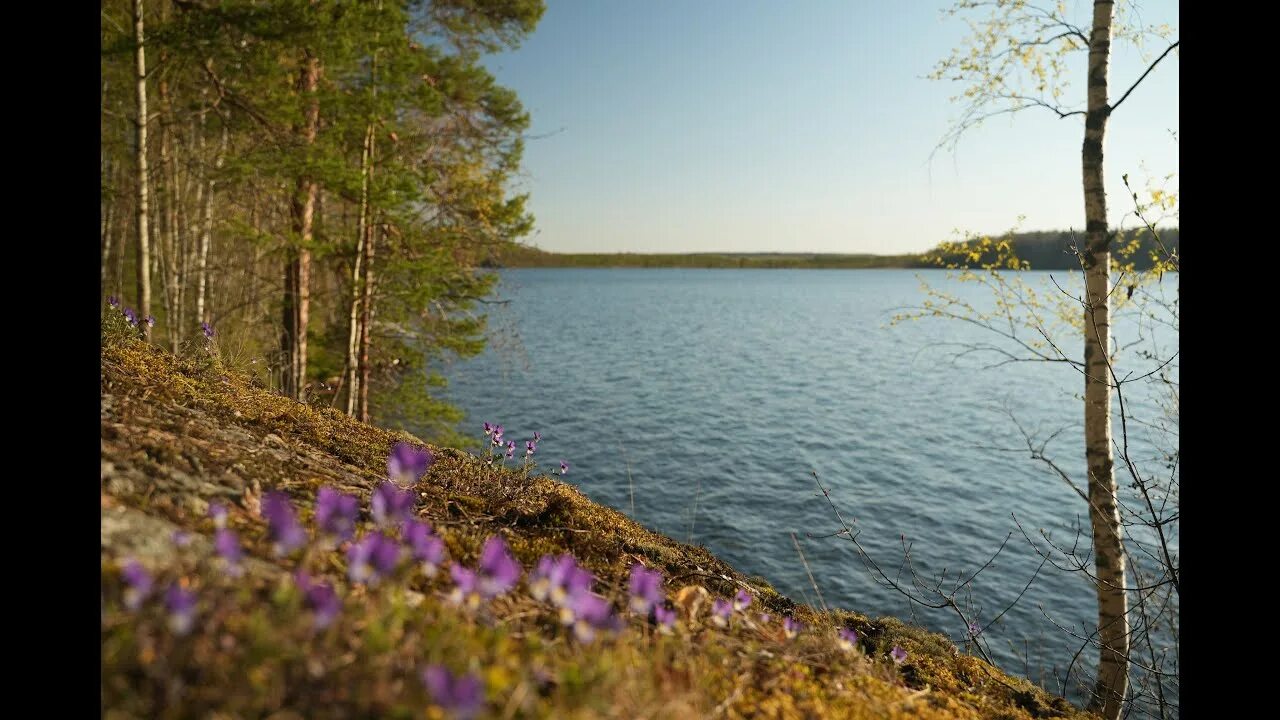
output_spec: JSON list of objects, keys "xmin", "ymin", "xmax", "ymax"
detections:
[{"xmin": 100, "ymin": 330, "xmax": 1092, "ymax": 719}]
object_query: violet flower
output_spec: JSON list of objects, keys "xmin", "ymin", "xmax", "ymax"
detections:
[
  {"xmin": 505, "ymin": 441, "xmax": 515, "ymax": 459},
  {"xmin": 759, "ymin": 613, "xmax": 772, "ymax": 624},
  {"xmin": 969, "ymin": 621, "xmax": 983, "ymax": 637},
  {"xmin": 653, "ymin": 604, "xmax": 677, "ymax": 634},
  {"xmin": 837, "ymin": 627, "xmax": 859, "ymax": 652},
  {"xmin": 123, "ymin": 308, "xmax": 138, "ymax": 326},
  {"xmin": 627, "ymin": 564, "xmax": 664, "ymax": 616},
  {"xmin": 733, "ymin": 588, "xmax": 753, "ymax": 612},
  {"xmin": 783, "ymin": 617, "xmax": 803, "ymax": 640},
  {"xmin": 524, "ymin": 440, "xmax": 536, "ymax": 457},
  {"xmin": 263, "ymin": 491, "xmax": 308, "ymax": 556},
  {"xmin": 403, "ymin": 519, "xmax": 446, "ymax": 577},
  {"xmin": 891, "ymin": 646, "xmax": 908, "ymax": 664},
  {"xmin": 347, "ymin": 532, "xmax": 402, "ymax": 586},
  {"xmin": 422, "ymin": 665, "xmax": 485, "ymax": 720},
  {"xmin": 201, "ymin": 322, "xmax": 215, "ymax": 339},
  {"xmin": 448, "ymin": 564, "xmax": 482, "ymax": 610},
  {"xmin": 165, "ymin": 584, "xmax": 197, "ymax": 636},
  {"xmin": 315, "ymin": 486, "xmax": 360, "ymax": 543},
  {"xmin": 476, "ymin": 535, "xmax": 521, "ymax": 598},
  {"xmin": 566, "ymin": 591, "xmax": 619, "ymax": 643},
  {"xmin": 296, "ymin": 572, "xmax": 341, "ymax": 630},
  {"xmin": 215, "ymin": 528, "xmax": 244, "ymax": 577},
  {"xmin": 559, "ymin": 460, "xmax": 569, "ymax": 475},
  {"xmin": 532, "ymin": 431, "xmax": 542, "ymax": 443},
  {"xmin": 371, "ymin": 480, "xmax": 415, "ymax": 528},
  {"xmin": 208, "ymin": 502, "xmax": 228, "ymax": 529},
  {"xmin": 483, "ymin": 422, "xmax": 494, "ymax": 436},
  {"xmin": 711, "ymin": 599, "xmax": 732, "ymax": 628},
  {"xmin": 107, "ymin": 295, "xmax": 120, "ymax": 307},
  {"xmin": 529, "ymin": 554, "xmax": 593, "ymax": 608},
  {"xmin": 121, "ymin": 560, "xmax": 153, "ymax": 611},
  {"xmin": 145, "ymin": 315, "xmax": 156, "ymax": 328},
  {"xmin": 388, "ymin": 441, "xmax": 433, "ymax": 484}
]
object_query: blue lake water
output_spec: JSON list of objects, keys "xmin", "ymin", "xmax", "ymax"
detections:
[{"xmin": 428, "ymin": 268, "xmax": 1178, "ymax": 703}]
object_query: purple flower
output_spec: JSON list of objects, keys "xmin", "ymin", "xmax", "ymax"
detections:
[
  {"xmin": 296, "ymin": 572, "xmax": 341, "ymax": 630},
  {"xmin": 201, "ymin": 322, "xmax": 215, "ymax": 339},
  {"xmin": 837, "ymin": 627, "xmax": 859, "ymax": 652},
  {"xmin": 733, "ymin": 588, "xmax": 753, "ymax": 612},
  {"xmin": 315, "ymin": 486, "xmax": 360, "ymax": 542},
  {"xmin": 171, "ymin": 530, "xmax": 192, "ymax": 547},
  {"xmin": 347, "ymin": 532, "xmax": 402, "ymax": 586},
  {"xmin": 490, "ymin": 425, "xmax": 504, "ymax": 447},
  {"xmin": 759, "ymin": 613, "xmax": 772, "ymax": 624},
  {"xmin": 783, "ymin": 617, "xmax": 803, "ymax": 640},
  {"xmin": 890, "ymin": 646, "xmax": 908, "ymax": 664},
  {"xmin": 532, "ymin": 431, "xmax": 542, "ymax": 443},
  {"xmin": 422, "ymin": 665, "xmax": 485, "ymax": 720},
  {"xmin": 123, "ymin": 308, "xmax": 138, "ymax": 326},
  {"xmin": 121, "ymin": 560, "xmax": 153, "ymax": 611},
  {"xmin": 483, "ymin": 422, "xmax": 494, "ymax": 436},
  {"xmin": 711, "ymin": 599, "xmax": 732, "ymax": 628},
  {"xmin": 208, "ymin": 502, "xmax": 228, "ymax": 529},
  {"xmin": 524, "ymin": 440, "xmax": 536, "ymax": 457},
  {"xmin": 145, "ymin": 315, "xmax": 156, "ymax": 328},
  {"xmin": 107, "ymin": 295, "xmax": 120, "ymax": 307},
  {"xmin": 371, "ymin": 481, "xmax": 415, "ymax": 527},
  {"xmin": 968, "ymin": 621, "xmax": 982, "ymax": 637},
  {"xmin": 263, "ymin": 492, "xmax": 308, "ymax": 556},
  {"xmin": 559, "ymin": 460, "xmax": 569, "ymax": 475},
  {"xmin": 448, "ymin": 564, "xmax": 482, "ymax": 609},
  {"xmin": 388, "ymin": 441, "xmax": 433, "ymax": 484},
  {"xmin": 529, "ymin": 554, "xmax": 593, "ymax": 607},
  {"xmin": 505, "ymin": 441, "xmax": 516, "ymax": 459},
  {"xmin": 565, "ymin": 591, "xmax": 619, "ymax": 643},
  {"xmin": 476, "ymin": 535, "xmax": 521, "ymax": 598},
  {"xmin": 628, "ymin": 564, "xmax": 665, "ymax": 616},
  {"xmin": 653, "ymin": 604, "xmax": 677, "ymax": 634},
  {"xmin": 215, "ymin": 529, "xmax": 244, "ymax": 577},
  {"xmin": 403, "ymin": 519, "xmax": 446, "ymax": 577},
  {"xmin": 165, "ymin": 584, "xmax": 197, "ymax": 636}
]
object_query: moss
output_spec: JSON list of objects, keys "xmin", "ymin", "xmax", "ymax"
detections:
[{"xmin": 100, "ymin": 335, "xmax": 1095, "ymax": 719}]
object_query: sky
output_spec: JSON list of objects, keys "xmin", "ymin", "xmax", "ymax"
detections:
[{"xmin": 486, "ymin": 1, "xmax": 1179, "ymax": 255}]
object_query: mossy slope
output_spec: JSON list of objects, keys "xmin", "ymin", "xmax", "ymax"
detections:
[{"xmin": 101, "ymin": 338, "xmax": 1092, "ymax": 720}]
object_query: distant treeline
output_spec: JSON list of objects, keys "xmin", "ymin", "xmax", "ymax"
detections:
[
  {"xmin": 925, "ymin": 228, "xmax": 1180, "ymax": 270},
  {"xmin": 493, "ymin": 227, "xmax": 1179, "ymax": 270},
  {"xmin": 489, "ymin": 247, "xmax": 924, "ymax": 269}
]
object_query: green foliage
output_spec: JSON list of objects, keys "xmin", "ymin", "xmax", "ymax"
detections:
[{"xmin": 101, "ymin": 0, "xmax": 546, "ymax": 438}]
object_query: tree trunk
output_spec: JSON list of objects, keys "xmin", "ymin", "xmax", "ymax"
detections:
[
  {"xmin": 197, "ymin": 119, "xmax": 228, "ymax": 326},
  {"xmin": 357, "ymin": 220, "xmax": 377, "ymax": 423},
  {"xmin": 1081, "ymin": 3, "xmax": 1127, "ymax": 718},
  {"xmin": 158, "ymin": 65, "xmax": 182, "ymax": 351},
  {"xmin": 282, "ymin": 51, "xmax": 320, "ymax": 400},
  {"xmin": 133, "ymin": 0, "xmax": 152, "ymax": 339},
  {"xmin": 102, "ymin": 162, "xmax": 116, "ymax": 294},
  {"xmin": 345, "ymin": 120, "xmax": 376, "ymax": 416}
]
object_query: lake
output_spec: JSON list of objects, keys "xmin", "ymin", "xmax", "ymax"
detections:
[{"xmin": 430, "ymin": 267, "xmax": 1179, "ymax": 703}]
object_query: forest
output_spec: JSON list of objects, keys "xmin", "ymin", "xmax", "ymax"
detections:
[{"xmin": 101, "ymin": 0, "xmax": 543, "ymax": 443}]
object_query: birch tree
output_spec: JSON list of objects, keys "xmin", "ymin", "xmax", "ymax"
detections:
[
  {"xmin": 133, "ymin": 0, "xmax": 152, "ymax": 340},
  {"xmin": 928, "ymin": 2, "xmax": 1178, "ymax": 717}
]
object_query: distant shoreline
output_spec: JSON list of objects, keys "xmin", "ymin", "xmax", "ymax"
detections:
[{"xmin": 489, "ymin": 250, "xmax": 928, "ymax": 269}]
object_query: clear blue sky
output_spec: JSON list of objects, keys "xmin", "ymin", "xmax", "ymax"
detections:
[{"xmin": 486, "ymin": 1, "xmax": 1179, "ymax": 255}]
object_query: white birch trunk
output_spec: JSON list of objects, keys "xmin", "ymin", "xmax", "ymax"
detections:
[
  {"xmin": 1081, "ymin": 3, "xmax": 1128, "ymax": 718},
  {"xmin": 133, "ymin": 0, "xmax": 152, "ymax": 338}
]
